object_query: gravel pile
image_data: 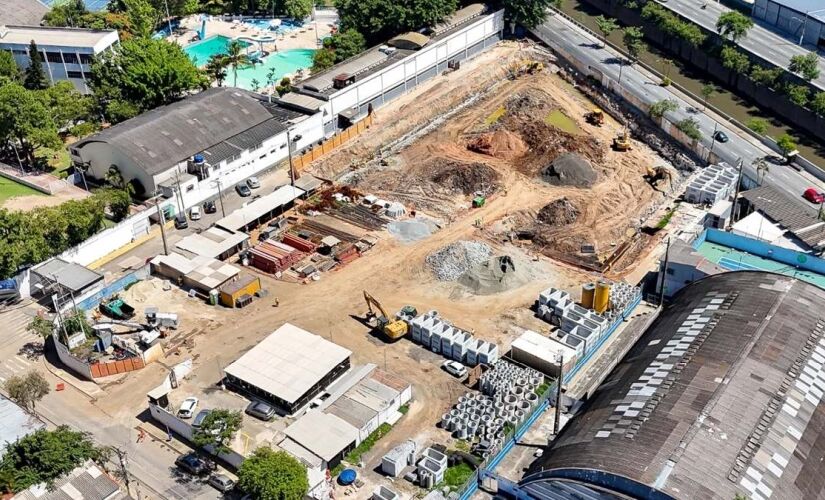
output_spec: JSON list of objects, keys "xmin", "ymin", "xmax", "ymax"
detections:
[{"xmin": 426, "ymin": 240, "xmax": 493, "ymax": 281}]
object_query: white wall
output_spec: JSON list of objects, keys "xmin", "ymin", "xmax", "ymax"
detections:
[
  {"xmin": 55, "ymin": 340, "xmax": 94, "ymax": 380},
  {"xmin": 59, "ymin": 209, "xmax": 155, "ymax": 266}
]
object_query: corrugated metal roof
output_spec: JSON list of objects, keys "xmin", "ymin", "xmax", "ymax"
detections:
[
  {"xmin": 389, "ymin": 32, "xmax": 430, "ymax": 49},
  {"xmin": 225, "ymin": 118, "xmax": 286, "ymax": 151},
  {"xmin": 283, "ymin": 410, "xmax": 358, "ymax": 461},
  {"xmin": 216, "ymin": 185, "xmax": 305, "ymax": 231},
  {"xmin": 535, "ymin": 272, "xmax": 825, "ymax": 499},
  {"xmin": 326, "ymin": 395, "xmax": 377, "ymax": 429},
  {"xmin": 31, "ymin": 258, "xmax": 103, "ymax": 294},
  {"xmin": 278, "ymin": 92, "xmax": 327, "ymax": 112},
  {"xmin": 431, "ymin": 4, "xmax": 487, "ymax": 35},
  {"xmin": 741, "ymin": 185, "xmax": 825, "ymax": 248},
  {"xmin": 175, "ymin": 227, "xmax": 249, "ymax": 259},
  {"xmin": 301, "ymin": 50, "xmax": 390, "ymax": 93},
  {"xmin": 224, "ymin": 323, "xmax": 351, "ymax": 404},
  {"xmin": 0, "ymin": 396, "xmax": 44, "ymax": 460},
  {"xmin": 13, "ymin": 460, "xmax": 124, "ymax": 500},
  {"xmin": 200, "ymin": 141, "xmax": 242, "ymax": 166}
]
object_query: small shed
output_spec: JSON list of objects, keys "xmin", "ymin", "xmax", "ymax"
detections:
[
  {"xmin": 219, "ymin": 274, "xmax": 261, "ymax": 308},
  {"xmin": 388, "ymin": 32, "xmax": 430, "ymax": 50},
  {"xmin": 381, "ymin": 440, "xmax": 416, "ymax": 477}
]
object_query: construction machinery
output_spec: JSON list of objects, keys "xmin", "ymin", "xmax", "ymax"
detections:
[
  {"xmin": 585, "ymin": 108, "xmax": 604, "ymax": 126},
  {"xmin": 363, "ymin": 290, "xmax": 411, "ymax": 341},
  {"xmin": 508, "ymin": 59, "xmax": 543, "ymax": 79},
  {"xmin": 644, "ymin": 165, "xmax": 673, "ymax": 189},
  {"xmin": 612, "ymin": 130, "xmax": 632, "ymax": 151}
]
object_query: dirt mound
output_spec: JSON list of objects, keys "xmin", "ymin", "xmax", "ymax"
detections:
[
  {"xmin": 429, "ymin": 160, "xmax": 500, "ymax": 195},
  {"xmin": 466, "ymin": 130, "xmax": 528, "ymax": 160},
  {"xmin": 537, "ymin": 198, "xmax": 579, "ymax": 226},
  {"xmin": 541, "ymin": 153, "xmax": 597, "ymax": 187},
  {"xmin": 426, "ymin": 240, "xmax": 493, "ymax": 281},
  {"xmin": 458, "ymin": 255, "xmax": 532, "ymax": 295}
]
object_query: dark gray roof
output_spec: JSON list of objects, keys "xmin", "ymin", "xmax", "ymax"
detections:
[
  {"xmin": 740, "ymin": 185, "xmax": 825, "ymax": 249},
  {"xmin": 534, "ymin": 272, "xmax": 825, "ymax": 500},
  {"xmin": 201, "ymin": 141, "xmax": 242, "ymax": 166},
  {"xmin": 0, "ymin": 0, "xmax": 47, "ymax": 27},
  {"xmin": 225, "ymin": 118, "xmax": 286, "ymax": 151},
  {"xmin": 14, "ymin": 460, "xmax": 126, "ymax": 500},
  {"xmin": 75, "ymin": 88, "xmax": 277, "ymax": 177},
  {"xmin": 31, "ymin": 258, "xmax": 103, "ymax": 294}
]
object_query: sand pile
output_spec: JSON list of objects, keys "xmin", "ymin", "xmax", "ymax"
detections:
[
  {"xmin": 541, "ymin": 153, "xmax": 597, "ymax": 187},
  {"xmin": 466, "ymin": 130, "xmax": 528, "ymax": 160},
  {"xmin": 458, "ymin": 255, "xmax": 532, "ymax": 295},
  {"xmin": 537, "ymin": 198, "xmax": 580, "ymax": 226},
  {"xmin": 427, "ymin": 240, "xmax": 493, "ymax": 281},
  {"xmin": 429, "ymin": 160, "xmax": 500, "ymax": 195}
]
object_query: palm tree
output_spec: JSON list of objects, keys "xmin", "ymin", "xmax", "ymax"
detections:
[
  {"xmin": 206, "ymin": 54, "xmax": 228, "ymax": 87},
  {"xmin": 225, "ymin": 40, "xmax": 251, "ymax": 88}
]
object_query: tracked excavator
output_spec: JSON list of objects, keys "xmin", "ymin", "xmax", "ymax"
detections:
[
  {"xmin": 585, "ymin": 108, "xmax": 604, "ymax": 126},
  {"xmin": 363, "ymin": 290, "xmax": 412, "ymax": 341},
  {"xmin": 644, "ymin": 165, "xmax": 673, "ymax": 191}
]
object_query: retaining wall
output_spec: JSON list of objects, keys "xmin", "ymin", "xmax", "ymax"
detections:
[{"xmin": 74, "ymin": 265, "xmax": 149, "ymax": 312}]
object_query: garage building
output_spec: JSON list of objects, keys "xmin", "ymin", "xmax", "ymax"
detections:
[{"xmin": 752, "ymin": 0, "xmax": 825, "ymax": 48}]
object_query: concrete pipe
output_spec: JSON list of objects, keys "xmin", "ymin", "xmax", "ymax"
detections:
[
  {"xmin": 526, "ymin": 392, "xmax": 539, "ymax": 403},
  {"xmin": 505, "ymin": 404, "xmax": 516, "ymax": 416},
  {"xmin": 530, "ymin": 377, "xmax": 542, "ymax": 387},
  {"xmin": 515, "ymin": 409, "xmax": 525, "ymax": 420},
  {"xmin": 505, "ymin": 394, "xmax": 518, "ymax": 405},
  {"xmin": 516, "ymin": 377, "xmax": 527, "ymax": 387},
  {"xmin": 456, "ymin": 426, "xmax": 468, "ymax": 440},
  {"xmin": 519, "ymin": 400, "xmax": 531, "ymax": 411},
  {"xmin": 512, "ymin": 386, "xmax": 524, "ymax": 397},
  {"xmin": 508, "ymin": 415, "xmax": 519, "ymax": 425}
]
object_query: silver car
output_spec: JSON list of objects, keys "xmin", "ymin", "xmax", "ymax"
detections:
[
  {"xmin": 245, "ymin": 401, "xmax": 276, "ymax": 421},
  {"xmin": 208, "ymin": 473, "xmax": 235, "ymax": 492}
]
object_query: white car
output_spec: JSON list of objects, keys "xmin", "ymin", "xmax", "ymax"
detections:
[
  {"xmin": 189, "ymin": 206, "xmax": 202, "ymax": 220},
  {"xmin": 246, "ymin": 176, "xmax": 261, "ymax": 189},
  {"xmin": 178, "ymin": 397, "xmax": 199, "ymax": 419},
  {"xmin": 442, "ymin": 360, "xmax": 467, "ymax": 378}
]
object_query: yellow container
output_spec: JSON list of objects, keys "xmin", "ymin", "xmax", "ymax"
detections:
[
  {"xmin": 580, "ymin": 283, "xmax": 595, "ymax": 309},
  {"xmin": 594, "ymin": 281, "xmax": 610, "ymax": 314}
]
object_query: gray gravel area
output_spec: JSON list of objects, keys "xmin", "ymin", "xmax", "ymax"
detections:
[{"xmin": 426, "ymin": 240, "xmax": 493, "ymax": 281}]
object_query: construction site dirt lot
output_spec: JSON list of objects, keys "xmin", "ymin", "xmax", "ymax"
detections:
[{"xmin": 84, "ymin": 42, "xmax": 680, "ymax": 498}]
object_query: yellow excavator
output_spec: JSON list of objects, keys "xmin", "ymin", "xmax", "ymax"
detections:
[
  {"xmin": 585, "ymin": 108, "xmax": 604, "ymax": 126},
  {"xmin": 644, "ymin": 165, "xmax": 673, "ymax": 192},
  {"xmin": 613, "ymin": 130, "xmax": 632, "ymax": 151},
  {"xmin": 363, "ymin": 291, "xmax": 409, "ymax": 341}
]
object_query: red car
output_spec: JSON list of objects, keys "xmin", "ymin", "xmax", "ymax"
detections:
[{"xmin": 803, "ymin": 188, "xmax": 825, "ymax": 204}]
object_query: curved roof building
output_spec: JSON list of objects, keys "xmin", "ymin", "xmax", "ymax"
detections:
[{"xmin": 526, "ymin": 272, "xmax": 825, "ymax": 500}]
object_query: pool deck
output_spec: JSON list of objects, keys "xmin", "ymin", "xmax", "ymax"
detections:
[{"xmin": 172, "ymin": 16, "xmax": 333, "ymax": 93}]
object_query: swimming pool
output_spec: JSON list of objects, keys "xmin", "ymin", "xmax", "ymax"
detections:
[
  {"xmin": 233, "ymin": 48, "xmax": 315, "ymax": 91},
  {"xmin": 243, "ymin": 18, "xmax": 303, "ymax": 34},
  {"xmin": 184, "ymin": 35, "xmax": 250, "ymax": 67}
]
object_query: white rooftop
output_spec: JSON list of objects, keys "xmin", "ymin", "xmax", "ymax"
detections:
[
  {"xmin": 512, "ymin": 329, "xmax": 578, "ymax": 362},
  {"xmin": 224, "ymin": 323, "xmax": 352, "ymax": 404},
  {"xmin": 0, "ymin": 396, "xmax": 44, "ymax": 459},
  {"xmin": 216, "ymin": 185, "xmax": 305, "ymax": 232},
  {"xmin": 732, "ymin": 211, "xmax": 808, "ymax": 252},
  {"xmin": 0, "ymin": 25, "xmax": 118, "ymax": 51},
  {"xmin": 175, "ymin": 226, "xmax": 249, "ymax": 259},
  {"xmin": 282, "ymin": 410, "xmax": 358, "ymax": 462},
  {"xmin": 150, "ymin": 252, "xmax": 239, "ymax": 289}
]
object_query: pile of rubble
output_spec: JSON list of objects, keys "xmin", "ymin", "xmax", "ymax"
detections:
[
  {"xmin": 429, "ymin": 160, "xmax": 501, "ymax": 196},
  {"xmin": 537, "ymin": 197, "xmax": 580, "ymax": 226},
  {"xmin": 426, "ymin": 240, "xmax": 493, "ymax": 281}
]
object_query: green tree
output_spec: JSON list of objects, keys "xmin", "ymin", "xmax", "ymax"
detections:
[
  {"xmin": 0, "ymin": 426, "xmax": 106, "ymax": 493},
  {"xmin": 24, "ymin": 41, "xmax": 49, "ymax": 90},
  {"xmin": 98, "ymin": 188, "xmax": 131, "ymax": 221},
  {"xmin": 716, "ymin": 11, "xmax": 753, "ymax": 43},
  {"xmin": 0, "ymin": 84, "xmax": 61, "ymax": 166},
  {"xmin": 39, "ymin": 81, "xmax": 93, "ymax": 131},
  {"xmin": 89, "ymin": 38, "xmax": 206, "ymax": 121},
  {"xmin": 192, "ymin": 409, "xmax": 242, "ymax": 458},
  {"xmin": 224, "ymin": 39, "xmax": 251, "ymax": 88},
  {"xmin": 312, "ymin": 49, "xmax": 336, "ymax": 71},
  {"xmin": 4, "ymin": 371, "xmax": 49, "ymax": 411},
  {"xmin": 335, "ymin": 0, "xmax": 457, "ymax": 45},
  {"xmin": 43, "ymin": 0, "xmax": 88, "ymax": 27},
  {"xmin": 149, "ymin": 0, "xmax": 198, "ymax": 17},
  {"xmin": 649, "ymin": 99, "xmax": 678, "ymax": 119},
  {"xmin": 789, "ymin": 52, "xmax": 820, "ymax": 81},
  {"xmin": 237, "ymin": 448, "xmax": 308, "ymax": 500},
  {"xmin": 776, "ymin": 133, "xmax": 796, "ymax": 159},
  {"xmin": 283, "ymin": 0, "xmax": 312, "ymax": 19},
  {"xmin": 622, "ymin": 27, "xmax": 645, "ymax": 63},
  {"xmin": 327, "ymin": 29, "xmax": 366, "ymax": 63},
  {"xmin": 700, "ymin": 83, "xmax": 716, "ymax": 110},
  {"xmin": 746, "ymin": 118, "xmax": 769, "ymax": 135},
  {"xmin": 205, "ymin": 55, "xmax": 228, "ymax": 86},
  {"xmin": 749, "ymin": 64, "xmax": 783, "ymax": 88},
  {"xmin": 26, "ymin": 315, "xmax": 55, "ymax": 339},
  {"xmin": 784, "ymin": 83, "xmax": 810, "ymax": 107},
  {"xmin": 595, "ymin": 15, "xmax": 618, "ymax": 49},
  {"xmin": 720, "ymin": 46, "xmax": 750, "ymax": 79},
  {"xmin": 811, "ymin": 92, "xmax": 825, "ymax": 116},
  {"xmin": 0, "ymin": 51, "xmax": 20, "ymax": 82},
  {"xmin": 276, "ymin": 77, "xmax": 292, "ymax": 96},
  {"xmin": 122, "ymin": 0, "xmax": 159, "ymax": 38},
  {"xmin": 676, "ymin": 117, "xmax": 701, "ymax": 141},
  {"xmin": 501, "ymin": 0, "xmax": 558, "ymax": 29}
]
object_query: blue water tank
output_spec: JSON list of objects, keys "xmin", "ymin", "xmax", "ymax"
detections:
[
  {"xmin": 338, "ymin": 469, "xmax": 357, "ymax": 485},
  {"xmin": 193, "ymin": 154, "xmax": 205, "ymax": 164}
]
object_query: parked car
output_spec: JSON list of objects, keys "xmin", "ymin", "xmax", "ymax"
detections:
[
  {"xmin": 175, "ymin": 453, "xmax": 209, "ymax": 476},
  {"xmin": 442, "ymin": 360, "xmax": 467, "ymax": 378},
  {"xmin": 246, "ymin": 176, "xmax": 261, "ymax": 189},
  {"xmin": 192, "ymin": 409, "xmax": 210, "ymax": 428},
  {"xmin": 174, "ymin": 214, "xmax": 188, "ymax": 229},
  {"xmin": 208, "ymin": 473, "xmax": 236, "ymax": 492},
  {"xmin": 245, "ymin": 401, "xmax": 276, "ymax": 421},
  {"xmin": 236, "ymin": 183, "xmax": 252, "ymax": 197},
  {"xmin": 203, "ymin": 200, "xmax": 217, "ymax": 214},
  {"xmin": 712, "ymin": 130, "xmax": 729, "ymax": 143},
  {"xmin": 189, "ymin": 205, "xmax": 202, "ymax": 221},
  {"xmin": 803, "ymin": 188, "xmax": 825, "ymax": 204},
  {"xmin": 178, "ymin": 397, "xmax": 199, "ymax": 419}
]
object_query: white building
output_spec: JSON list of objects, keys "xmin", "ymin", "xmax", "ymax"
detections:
[
  {"xmin": 70, "ymin": 87, "xmax": 323, "ymax": 209},
  {"xmin": 0, "ymin": 25, "xmax": 119, "ymax": 92}
]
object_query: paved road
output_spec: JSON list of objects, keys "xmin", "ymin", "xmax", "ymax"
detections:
[
  {"xmin": 532, "ymin": 13, "xmax": 825, "ymax": 201},
  {"xmin": 657, "ymin": 0, "xmax": 825, "ymax": 91}
]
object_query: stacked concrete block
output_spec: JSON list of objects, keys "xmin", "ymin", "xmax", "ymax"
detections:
[
  {"xmin": 451, "ymin": 331, "xmax": 474, "ymax": 362},
  {"xmin": 408, "ymin": 311, "xmax": 498, "ymax": 367},
  {"xmin": 441, "ymin": 327, "xmax": 456, "ymax": 355},
  {"xmin": 685, "ymin": 162, "xmax": 738, "ymax": 205},
  {"xmin": 417, "ymin": 448, "xmax": 447, "ymax": 485}
]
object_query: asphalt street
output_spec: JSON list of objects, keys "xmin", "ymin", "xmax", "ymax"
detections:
[
  {"xmin": 532, "ymin": 12, "xmax": 825, "ymax": 202},
  {"xmin": 657, "ymin": 0, "xmax": 825, "ymax": 91}
]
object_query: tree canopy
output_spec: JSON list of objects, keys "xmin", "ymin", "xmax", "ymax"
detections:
[
  {"xmin": 4, "ymin": 371, "xmax": 49, "ymax": 411},
  {"xmin": 649, "ymin": 99, "xmax": 678, "ymax": 119},
  {"xmin": 500, "ymin": 0, "xmax": 560, "ymax": 29},
  {"xmin": 776, "ymin": 133, "xmax": 796, "ymax": 157},
  {"xmin": 313, "ymin": 29, "xmax": 366, "ymax": 70},
  {"xmin": 89, "ymin": 37, "xmax": 206, "ymax": 122},
  {"xmin": 237, "ymin": 448, "xmax": 308, "ymax": 500},
  {"xmin": 716, "ymin": 11, "xmax": 753, "ymax": 43},
  {"xmin": 335, "ymin": 0, "xmax": 457, "ymax": 45},
  {"xmin": 789, "ymin": 52, "xmax": 820, "ymax": 82},
  {"xmin": 0, "ymin": 51, "xmax": 20, "ymax": 83},
  {"xmin": 192, "ymin": 409, "xmax": 243, "ymax": 457},
  {"xmin": 44, "ymin": 0, "xmax": 137, "ymax": 38},
  {"xmin": 622, "ymin": 27, "xmax": 645, "ymax": 61},
  {"xmin": 0, "ymin": 83, "xmax": 61, "ymax": 166},
  {"xmin": 282, "ymin": 0, "xmax": 312, "ymax": 20},
  {"xmin": 595, "ymin": 15, "xmax": 618, "ymax": 48},
  {"xmin": 24, "ymin": 41, "xmax": 49, "ymax": 91},
  {"xmin": 0, "ymin": 426, "xmax": 106, "ymax": 494}
]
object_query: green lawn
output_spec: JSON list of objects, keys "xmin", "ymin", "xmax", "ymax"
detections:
[{"xmin": 0, "ymin": 177, "xmax": 43, "ymax": 205}]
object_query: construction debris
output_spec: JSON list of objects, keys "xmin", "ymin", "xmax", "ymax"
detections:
[
  {"xmin": 426, "ymin": 241, "xmax": 493, "ymax": 281},
  {"xmin": 429, "ymin": 160, "xmax": 500, "ymax": 196},
  {"xmin": 466, "ymin": 130, "xmax": 528, "ymax": 160},
  {"xmin": 541, "ymin": 153, "xmax": 597, "ymax": 187},
  {"xmin": 458, "ymin": 255, "xmax": 533, "ymax": 295},
  {"xmin": 537, "ymin": 198, "xmax": 579, "ymax": 226}
]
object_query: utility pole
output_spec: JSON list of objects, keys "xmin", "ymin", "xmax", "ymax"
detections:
[
  {"xmin": 659, "ymin": 237, "xmax": 670, "ymax": 306},
  {"xmin": 155, "ymin": 197, "xmax": 169, "ymax": 256},
  {"xmin": 174, "ymin": 170, "xmax": 186, "ymax": 216},
  {"xmin": 727, "ymin": 157, "xmax": 744, "ymax": 231},
  {"xmin": 553, "ymin": 351, "xmax": 563, "ymax": 435},
  {"xmin": 287, "ymin": 130, "xmax": 301, "ymax": 187},
  {"xmin": 112, "ymin": 447, "xmax": 132, "ymax": 498},
  {"xmin": 213, "ymin": 178, "xmax": 227, "ymax": 218}
]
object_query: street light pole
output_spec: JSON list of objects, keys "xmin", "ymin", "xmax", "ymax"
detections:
[
  {"xmin": 708, "ymin": 122, "xmax": 718, "ymax": 159},
  {"xmin": 154, "ymin": 195, "xmax": 169, "ymax": 256},
  {"xmin": 164, "ymin": 0, "xmax": 173, "ymax": 37},
  {"xmin": 213, "ymin": 178, "xmax": 227, "ymax": 218},
  {"xmin": 799, "ymin": 9, "xmax": 825, "ymax": 45},
  {"xmin": 287, "ymin": 131, "xmax": 302, "ymax": 187}
]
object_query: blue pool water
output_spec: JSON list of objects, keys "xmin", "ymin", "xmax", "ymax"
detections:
[
  {"xmin": 232, "ymin": 48, "xmax": 316, "ymax": 90},
  {"xmin": 243, "ymin": 18, "xmax": 303, "ymax": 34},
  {"xmin": 184, "ymin": 35, "xmax": 250, "ymax": 67}
]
